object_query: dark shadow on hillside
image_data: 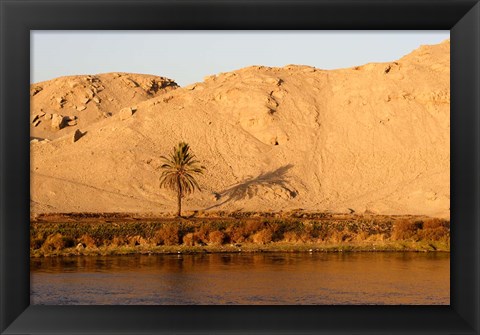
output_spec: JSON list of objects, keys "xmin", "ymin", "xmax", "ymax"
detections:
[{"xmin": 205, "ymin": 164, "xmax": 296, "ymax": 210}]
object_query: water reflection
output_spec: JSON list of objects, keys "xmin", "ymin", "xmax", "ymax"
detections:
[{"xmin": 31, "ymin": 252, "xmax": 450, "ymax": 305}]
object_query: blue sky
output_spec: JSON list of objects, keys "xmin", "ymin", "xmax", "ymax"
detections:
[{"xmin": 31, "ymin": 31, "xmax": 449, "ymax": 86}]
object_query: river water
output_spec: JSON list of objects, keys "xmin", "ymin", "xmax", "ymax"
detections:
[{"xmin": 31, "ymin": 252, "xmax": 449, "ymax": 305}]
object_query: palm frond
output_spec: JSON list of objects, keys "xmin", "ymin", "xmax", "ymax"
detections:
[{"xmin": 158, "ymin": 142, "xmax": 206, "ymax": 195}]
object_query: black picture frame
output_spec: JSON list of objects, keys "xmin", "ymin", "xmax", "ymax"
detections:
[{"xmin": 1, "ymin": 0, "xmax": 479, "ymax": 334}]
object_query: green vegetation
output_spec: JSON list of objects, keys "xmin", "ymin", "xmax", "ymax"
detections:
[
  {"xmin": 30, "ymin": 215, "xmax": 450, "ymax": 257},
  {"xmin": 158, "ymin": 142, "xmax": 205, "ymax": 217}
]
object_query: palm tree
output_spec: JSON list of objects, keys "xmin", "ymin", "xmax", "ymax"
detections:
[{"xmin": 159, "ymin": 142, "xmax": 205, "ymax": 217}]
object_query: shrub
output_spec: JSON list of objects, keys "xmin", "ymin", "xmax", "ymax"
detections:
[
  {"xmin": 79, "ymin": 234, "xmax": 97, "ymax": 248},
  {"xmin": 30, "ymin": 238, "xmax": 45, "ymax": 250},
  {"xmin": 208, "ymin": 230, "xmax": 225, "ymax": 245},
  {"xmin": 328, "ymin": 230, "xmax": 351, "ymax": 244},
  {"xmin": 366, "ymin": 233, "xmax": 386, "ymax": 242},
  {"xmin": 296, "ymin": 223, "xmax": 317, "ymax": 242},
  {"xmin": 244, "ymin": 219, "xmax": 263, "ymax": 235},
  {"xmin": 110, "ymin": 236, "xmax": 127, "ymax": 247},
  {"xmin": 128, "ymin": 235, "xmax": 149, "ymax": 247},
  {"xmin": 153, "ymin": 225, "xmax": 179, "ymax": 246},
  {"xmin": 195, "ymin": 225, "xmax": 211, "ymax": 244},
  {"xmin": 62, "ymin": 236, "xmax": 76, "ymax": 248},
  {"xmin": 228, "ymin": 227, "xmax": 246, "ymax": 243},
  {"xmin": 182, "ymin": 233, "xmax": 197, "ymax": 246},
  {"xmin": 252, "ymin": 228, "xmax": 273, "ymax": 245},
  {"xmin": 420, "ymin": 228, "xmax": 449, "ymax": 241},
  {"xmin": 423, "ymin": 218, "xmax": 449, "ymax": 230},
  {"xmin": 283, "ymin": 231, "xmax": 301, "ymax": 243},
  {"xmin": 42, "ymin": 233, "xmax": 65, "ymax": 251},
  {"xmin": 392, "ymin": 219, "xmax": 423, "ymax": 240},
  {"xmin": 420, "ymin": 218, "xmax": 450, "ymax": 241},
  {"xmin": 277, "ymin": 220, "xmax": 301, "ymax": 235},
  {"xmin": 313, "ymin": 222, "xmax": 332, "ymax": 241},
  {"xmin": 354, "ymin": 231, "xmax": 370, "ymax": 242},
  {"xmin": 225, "ymin": 220, "xmax": 260, "ymax": 243}
]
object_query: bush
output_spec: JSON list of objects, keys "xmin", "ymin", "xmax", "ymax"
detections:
[
  {"xmin": 392, "ymin": 219, "xmax": 423, "ymax": 240},
  {"xmin": 354, "ymin": 231, "xmax": 370, "ymax": 242},
  {"xmin": 313, "ymin": 222, "xmax": 332, "ymax": 241},
  {"xmin": 423, "ymin": 218, "xmax": 449, "ymax": 230},
  {"xmin": 30, "ymin": 237, "xmax": 45, "ymax": 250},
  {"xmin": 208, "ymin": 230, "xmax": 225, "ymax": 245},
  {"xmin": 182, "ymin": 233, "xmax": 198, "ymax": 246},
  {"xmin": 42, "ymin": 233, "xmax": 65, "ymax": 251},
  {"xmin": 195, "ymin": 225, "xmax": 211, "ymax": 244},
  {"xmin": 328, "ymin": 230, "xmax": 352, "ymax": 244},
  {"xmin": 110, "ymin": 236, "xmax": 127, "ymax": 247},
  {"xmin": 152, "ymin": 225, "xmax": 179, "ymax": 246},
  {"xmin": 228, "ymin": 227, "xmax": 246, "ymax": 243},
  {"xmin": 283, "ymin": 231, "xmax": 301, "ymax": 243},
  {"xmin": 244, "ymin": 219, "xmax": 263, "ymax": 234},
  {"xmin": 128, "ymin": 235, "xmax": 149, "ymax": 247},
  {"xmin": 420, "ymin": 218, "xmax": 450, "ymax": 241},
  {"xmin": 62, "ymin": 236, "xmax": 76, "ymax": 248},
  {"xmin": 79, "ymin": 234, "xmax": 97, "ymax": 248},
  {"xmin": 252, "ymin": 228, "xmax": 273, "ymax": 245}
]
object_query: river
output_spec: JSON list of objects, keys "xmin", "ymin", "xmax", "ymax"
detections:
[{"xmin": 31, "ymin": 252, "xmax": 449, "ymax": 305}]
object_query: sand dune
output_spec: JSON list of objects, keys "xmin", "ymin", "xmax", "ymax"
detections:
[{"xmin": 30, "ymin": 40, "xmax": 450, "ymax": 218}]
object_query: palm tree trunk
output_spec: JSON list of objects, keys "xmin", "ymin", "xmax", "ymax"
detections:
[{"xmin": 177, "ymin": 177, "xmax": 182, "ymax": 217}]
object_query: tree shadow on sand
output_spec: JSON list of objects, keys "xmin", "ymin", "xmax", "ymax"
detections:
[{"xmin": 205, "ymin": 164, "xmax": 297, "ymax": 210}]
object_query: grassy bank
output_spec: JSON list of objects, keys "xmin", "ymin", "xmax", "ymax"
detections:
[{"xmin": 30, "ymin": 213, "xmax": 450, "ymax": 257}]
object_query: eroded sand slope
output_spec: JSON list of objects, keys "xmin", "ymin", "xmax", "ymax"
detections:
[
  {"xmin": 31, "ymin": 40, "xmax": 450, "ymax": 217},
  {"xmin": 30, "ymin": 73, "xmax": 178, "ymax": 140}
]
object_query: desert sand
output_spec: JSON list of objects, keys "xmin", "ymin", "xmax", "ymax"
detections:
[{"xmin": 30, "ymin": 40, "xmax": 450, "ymax": 218}]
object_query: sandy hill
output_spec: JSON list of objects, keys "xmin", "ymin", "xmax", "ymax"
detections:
[
  {"xmin": 30, "ymin": 40, "xmax": 450, "ymax": 218},
  {"xmin": 30, "ymin": 73, "xmax": 178, "ymax": 140}
]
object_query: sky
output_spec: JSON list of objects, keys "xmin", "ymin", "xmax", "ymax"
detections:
[{"xmin": 31, "ymin": 31, "xmax": 449, "ymax": 86}]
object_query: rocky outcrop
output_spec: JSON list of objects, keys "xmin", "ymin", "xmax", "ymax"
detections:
[{"xmin": 30, "ymin": 73, "xmax": 178, "ymax": 140}]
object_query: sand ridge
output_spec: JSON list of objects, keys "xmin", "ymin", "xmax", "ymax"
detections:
[{"xmin": 30, "ymin": 40, "xmax": 450, "ymax": 218}]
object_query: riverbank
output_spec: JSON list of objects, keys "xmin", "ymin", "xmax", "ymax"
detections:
[{"xmin": 30, "ymin": 212, "xmax": 450, "ymax": 257}]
